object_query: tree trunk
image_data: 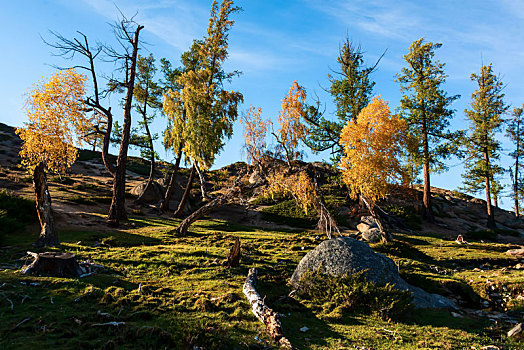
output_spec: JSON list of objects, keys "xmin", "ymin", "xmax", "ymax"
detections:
[
  {"xmin": 360, "ymin": 194, "xmax": 392, "ymax": 243},
  {"xmin": 174, "ymin": 165, "xmax": 196, "ymax": 218},
  {"xmin": 107, "ymin": 25, "xmax": 143, "ymax": 225},
  {"xmin": 224, "ymin": 236, "xmax": 241, "ymax": 267},
  {"xmin": 484, "ymin": 147, "xmax": 496, "ymax": 229},
  {"xmin": 160, "ymin": 145, "xmax": 183, "ymax": 211},
  {"xmin": 23, "ymin": 252, "xmax": 83, "ymax": 277},
  {"xmin": 422, "ymin": 119, "xmax": 434, "ymax": 223},
  {"xmin": 195, "ymin": 162, "xmax": 209, "ymax": 200},
  {"xmin": 136, "ymin": 113, "xmax": 155, "ymax": 203},
  {"xmin": 33, "ymin": 162, "xmax": 58, "ymax": 247},
  {"xmin": 515, "ymin": 155, "xmax": 520, "ymax": 217},
  {"xmin": 243, "ymin": 268, "xmax": 294, "ymax": 349},
  {"xmin": 101, "ymin": 108, "xmax": 116, "ymax": 176},
  {"xmin": 174, "ymin": 184, "xmax": 239, "ymax": 234}
]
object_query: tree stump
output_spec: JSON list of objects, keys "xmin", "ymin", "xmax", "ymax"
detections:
[
  {"xmin": 23, "ymin": 252, "xmax": 84, "ymax": 277},
  {"xmin": 224, "ymin": 237, "xmax": 241, "ymax": 267}
]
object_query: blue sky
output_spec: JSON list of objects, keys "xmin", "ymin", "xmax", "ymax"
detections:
[{"xmin": 1, "ymin": 0, "xmax": 524, "ymax": 209}]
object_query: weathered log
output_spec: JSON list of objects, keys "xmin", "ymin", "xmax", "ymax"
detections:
[
  {"xmin": 224, "ymin": 237, "xmax": 241, "ymax": 267},
  {"xmin": 173, "ymin": 185, "xmax": 240, "ymax": 235},
  {"xmin": 242, "ymin": 268, "xmax": 294, "ymax": 349},
  {"xmin": 23, "ymin": 252, "xmax": 84, "ymax": 277}
]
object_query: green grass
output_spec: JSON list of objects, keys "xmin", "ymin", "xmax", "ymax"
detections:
[
  {"xmin": 261, "ymin": 199, "xmax": 318, "ymax": 228},
  {"xmin": 0, "ymin": 189, "xmax": 38, "ymax": 238},
  {"xmin": 0, "ymin": 215, "xmax": 522, "ymax": 349}
]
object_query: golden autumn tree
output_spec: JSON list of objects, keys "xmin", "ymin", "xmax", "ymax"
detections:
[
  {"xmin": 339, "ymin": 96, "xmax": 407, "ymax": 242},
  {"xmin": 16, "ymin": 69, "xmax": 88, "ymax": 246},
  {"xmin": 273, "ymin": 81, "xmax": 308, "ymax": 167},
  {"xmin": 167, "ymin": 0, "xmax": 243, "ymax": 217},
  {"xmin": 239, "ymin": 105, "xmax": 270, "ymax": 170}
]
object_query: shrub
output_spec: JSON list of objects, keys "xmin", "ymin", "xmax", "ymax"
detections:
[
  {"xmin": 385, "ymin": 204, "xmax": 422, "ymax": 230},
  {"xmin": 296, "ymin": 268, "xmax": 413, "ymax": 320},
  {"xmin": 466, "ymin": 228, "xmax": 519, "ymax": 241},
  {"xmin": 67, "ymin": 195, "xmax": 95, "ymax": 205},
  {"xmin": 49, "ymin": 175, "xmax": 75, "ymax": 185},
  {"xmin": 0, "ymin": 189, "xmax": 38, "ymax": 236},
  {"xmin": 261, "ymin": 199, "xmax": 317, "ymax": 228}
]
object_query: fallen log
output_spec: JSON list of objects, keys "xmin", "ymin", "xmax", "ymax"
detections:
[{"xmin": 242, "ymin": 268, "xmax": 294, "ymax": 349}]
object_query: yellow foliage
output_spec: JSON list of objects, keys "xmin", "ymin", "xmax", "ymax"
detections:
[
  {"xmin": 16, "ymin": 69, "xmax": 88, "ymax": 173},
  {"xmin": 339, "ymin": 96, "xmax": 407, "ymax": 206},
  {"xmin": 274, "ymin": 81, "xmax": 308, "ymax": 164},
  {"xmin": 239, "ymin": 105, "xmax": 269, "ymax": 166},
  {"xmin": 266, "ymin": 170, "xmax": 317, "ymax": 214}
]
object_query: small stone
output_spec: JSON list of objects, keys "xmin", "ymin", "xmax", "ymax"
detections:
[
  {"xmin": 300, "ymin": 326, "xmax": 309, "ymax": 332},
  {"xmin": 508, "ymin": 323, "xmax": 522, "ymax": 338},
  {"xmin": 362, "ymin": 228, "xmax": 382, "ymax": 243},
  {"xmin": 481, "ymin": 346, "xmax": 500, "ymax": 350},
  {"xmin": 451, "ymin": 311, "xmax": 463, "ymax": 318}
]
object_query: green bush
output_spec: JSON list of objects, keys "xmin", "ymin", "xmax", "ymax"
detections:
[
  {"xmin": 127, "ymin": 161, "xmax": 150, "ymax": 176},
  {"xmin": 466, "ymin": 228, "xmax": 519, "ymax": 241},
  {"xmin": 67, "ymin": 195, "xmax": 95, "ymax": 205},
  {"xmin": 296, "ymin": 268, "xmax": 413, "ymax": 320},
  {"xmin": 385, "ymin": 204, "xmax": 422, "ymax": 230},
  {"xmin": 0, "ymin": 189, "xmax": 38, "ymax": 236},
  {"xmin": 261, "ymin": 199, "xmax": 317, "ymax": 228},
  {"xmin": 49, "ymin": 175, "xmax": 75, "ymax": 185}
]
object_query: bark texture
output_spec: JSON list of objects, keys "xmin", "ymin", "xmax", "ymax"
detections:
[
  {"xmin": 174, "ymin": 165, "xmax": 196, "ymax": 218},
  {"xmin": 108, "ymin": 25, "xmax": 144, "ymax": 225},
  {"xmin": 136, "ymin": 113, "xmax": 156, "ymax": 203},
  {"xmin": 174, "ymin": 184, "xmax": 240, "ymax": 235},
  {"xmin": 160, "ymin": 144, "xmax": 183, "ymax": 211},
  {"xmin": 23, "ymin": 252, "xmax": 83, "ymax": 277},
  {"xmin": 224, "ymin": 236, "xmax": 241, "ymax": 267},
  {"xmin": 33, "ymin": 162, "xmax": 58, "ymax": 247},
  {"xmin": 243, "ymin": 268, "xmax": 294, "ymax": 349}
]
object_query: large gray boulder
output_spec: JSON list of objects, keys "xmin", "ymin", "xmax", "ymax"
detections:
[
  {"xmin": 290, "ymin": 237, "xmax": 455, "ymax": 309},
  {"xmin": 130, "ymin": 181, "xmax": 164, "ymax": 202}
]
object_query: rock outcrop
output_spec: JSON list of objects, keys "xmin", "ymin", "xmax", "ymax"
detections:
[{"xmin": 290, "ymin": 237, "xmax": 456, "ymax": 309}]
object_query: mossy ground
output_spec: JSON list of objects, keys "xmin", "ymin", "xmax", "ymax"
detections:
[{"xmin": 0, "ymin": 212, "xmax": 523, "ymax": 349}]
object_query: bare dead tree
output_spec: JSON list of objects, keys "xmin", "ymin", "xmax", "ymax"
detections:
[{"xmin": 45, "ymin": 15, "xmax": 144, "ymax": 225}]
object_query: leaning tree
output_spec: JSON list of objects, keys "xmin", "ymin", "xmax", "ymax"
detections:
[
  {"xmin": 16, "ymin": 69, "xmax": 88, "ymax": 247},
  {"xmin": 165, "ymin": 0, "xmax": 243, "ymax": 217}
]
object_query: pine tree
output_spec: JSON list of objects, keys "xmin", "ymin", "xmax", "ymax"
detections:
[
  {"xmin": 396, "ymin": 38, "xmax": 460, "ymax": 223},
  {"xmin": 304, "ymin": 37, "xmax": 381, "ymax": 163},
  {"xmin": 133, "ymin": 54, "xmax": 162, "ymax": 202},
  {"xmin": 461, "ymin": 63, "xmax": 507, "ymax": 228},
  {"xmin": 506, "ymin": 105, "xmax": 524, "ymax": 216}
]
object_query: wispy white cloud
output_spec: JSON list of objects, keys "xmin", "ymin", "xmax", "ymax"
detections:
[{"xmin": 81, "ymin": 0, "xmax": 207, "ymax": 52}]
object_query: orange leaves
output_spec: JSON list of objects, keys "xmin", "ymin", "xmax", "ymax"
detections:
[
  {"xmin": 240, "ymin": 105, "xmax": 269, "ymax": 166},
  {"xmin": 266, "ymin": 170, "xmax": 317, "ymax": 215},
  {"xmin": 274, "ymin": 81, "xmax": 308, "ymax": 165},
  {"xmin": 16, "ymin": 69, "xmax": 88, "ymax": 173},
  {"xmin": 339, "ymin": 96, "xmax": 407, "ymax": 206}
]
